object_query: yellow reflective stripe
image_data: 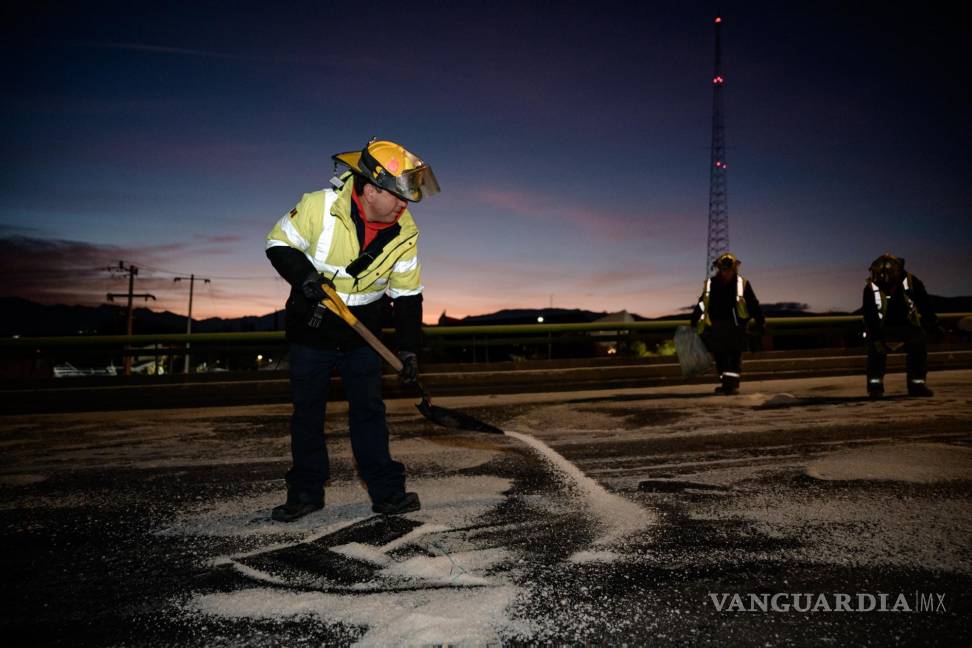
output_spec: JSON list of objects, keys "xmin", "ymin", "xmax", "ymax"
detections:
[
  {"xmin": 698, "ymin": 278, "xmax": 712, "ymax": 333},
  {"xmin": 388, "ymin": 285, "xmax": 423, "ymax": 298},
  {"xmin": 278, "ymin": 215, "xmax": 310, "ymax": 251},
  {"xmin": 736, "ymin": 276, "xmax": 749, "ymax": 319},
  {"xmin": 393, "ymin": 257, "xmax": 419, "ymax": 273},
  {"xmin": 700, "ymin": 279, "xmax": 711, "ymax": 314},
  {"xmin": 338, "ymin": 290, "xmax": 385, "ymax": 306},
  {"xmin": 869, "ymin": 282, "xmax": 883, "ymax": 319},
  {"xmin": 317, "ymin": 262, "xmax": 352, "ymax": 279},
  {"xmin": 312, "ymin": 191, "xmax": 339, "ymax": 267}
]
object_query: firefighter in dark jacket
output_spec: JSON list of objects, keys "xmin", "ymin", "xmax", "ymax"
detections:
[
  {"xmin": 691, "ymin": 253, "xmax": 765, "ymax": 395},
  {"xmin": 862, "ymin": 253, "xmax": 935, "ymax": 399},
  {"xmin": 265, "ymin": 138, "xmax": 439, "ymax": 522}
]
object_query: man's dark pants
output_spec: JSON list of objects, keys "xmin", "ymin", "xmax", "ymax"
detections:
[
  {"xmin": 703, "ymin": 322, "xmax": 745, "ymax": 383},
  {"xmin": 287, "ymin": 343, "xmax": 405, "ymax": 505},
  {"xmin": 866, "ymin": 325, "xmax": 928, "ymax": 383}
]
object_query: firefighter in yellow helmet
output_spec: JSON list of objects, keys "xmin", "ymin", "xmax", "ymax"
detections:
[
  {"xmin": 690, "ymin": 253, "xmax": 765, "ymax": 395},
  {"xmin": 863, "ymin": 253, "xmax": 936, "ymax": 398},
  {"xmin": 265, "ymin": 138, "xmax": 439, "ymax": 522}
]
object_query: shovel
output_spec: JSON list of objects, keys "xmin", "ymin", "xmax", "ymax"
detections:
[{"xmin": 320, "ymin": 285, "xmax": 504, "ymax": 434}]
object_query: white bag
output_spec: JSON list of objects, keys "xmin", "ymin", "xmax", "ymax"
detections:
[{"xmin": 674, "ymin": 325, "xmax": 712, "ymax": 378}]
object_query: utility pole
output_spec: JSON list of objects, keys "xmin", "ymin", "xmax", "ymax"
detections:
[
  {"xmin": 173, "ymin": 274, "xmax": 211, "ymax": 373},
  {"xmin": 706, "ymin": 14, "xmax": 730, "ymax": 274},
  {"xmin": 106, "ymin": 261, "xmax": 156, "ymax": 376}
]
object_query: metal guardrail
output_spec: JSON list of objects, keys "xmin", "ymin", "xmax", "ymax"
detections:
[{"xmin": 1, "ymin": 313, "xmax": 969, "ymax": 348}]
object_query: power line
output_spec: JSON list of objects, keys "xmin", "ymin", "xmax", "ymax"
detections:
[{"xmin": 114, "ymin": 260, "xmax": 281, "ymax": 281}]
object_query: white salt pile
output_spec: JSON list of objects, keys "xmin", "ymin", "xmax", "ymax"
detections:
[
  {"xmin": 759, "ymin": 392, "xmax": 798, "ymax": 407},
  {"xmin": 504, "ymin": 430, "xmax": 655, "ymax": 560}
]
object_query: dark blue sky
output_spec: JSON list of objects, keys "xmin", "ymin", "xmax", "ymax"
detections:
[{"xmin": 2, "ymin": 1, "xmax": 969, "ymax": 319}]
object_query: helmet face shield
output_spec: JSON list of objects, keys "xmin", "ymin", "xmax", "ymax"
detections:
[
  {"xmin": 333, "ymin": 139, "xmax": 440, "ymax": 202},
  {"xmin": 870, "ymin": 254, "xmax": 904, "ymax": 285},
  {"xmin": 713, "ymin": 253, "xmax": 740, "ymax": 272},
  {"xmin": 391, "ymin": 164, "xmax": 440, "ymax": 202}
]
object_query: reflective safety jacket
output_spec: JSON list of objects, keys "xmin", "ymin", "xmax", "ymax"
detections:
[
  {"xmin": 862, "ymin": 273, "xmax": 935, "ymax": 334},
  {"xmin": 692, "ymin": 274, "xmax": 763, "ymax": 335},
  {"xmin": 265, "ymin": 176, "xmax": 423, "ymax": 351}
]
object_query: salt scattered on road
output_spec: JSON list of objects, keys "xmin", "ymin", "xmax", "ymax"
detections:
[
  {"xmin": 189, "ymin": 585, "xmax": 530, "ymax": 647},
  {"xmin": 806, "ymin": 442, "xmax": 972, "ymax": 483},
  {"xmin": 568, "ymin": 550, "xmax": 620, "ymax": 564},
  {"xmin": 330, "ymin": 542, "xmax": 392, "ymax": 567},
  {"xmin": 186, "ymin": 474, "xmax": 524, "ymax": 644},
  {"xmin": 504, "ymin": 430, "xmax": 655, "ymax": 557}
]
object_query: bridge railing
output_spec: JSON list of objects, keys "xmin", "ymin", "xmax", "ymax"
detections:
[{"xmin": 1, "ymin": 313, "xmax": 969, "ymax": 378}]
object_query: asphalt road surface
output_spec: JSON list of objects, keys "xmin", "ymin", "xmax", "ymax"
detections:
[{"xmin": 2, "ymin": 370, "xmax": 970, "ymax": 646}]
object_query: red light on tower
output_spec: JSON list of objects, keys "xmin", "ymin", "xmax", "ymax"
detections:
[{"xmin": 715, "ymin": 16, "xmax": 722, "ymax": 23}]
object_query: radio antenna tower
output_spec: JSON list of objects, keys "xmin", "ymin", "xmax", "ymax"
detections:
[{"xmin": 706, "ymin": 14, "xmax": 730, "ymax": 273}]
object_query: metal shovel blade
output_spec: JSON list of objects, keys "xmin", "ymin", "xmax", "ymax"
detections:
[{"xmin": 416, "ymin": 399, "xmax": 505, "ymax": 434}]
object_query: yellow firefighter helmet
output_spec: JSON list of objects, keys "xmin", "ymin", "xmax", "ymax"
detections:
[{"xmin": 333, "ymin": 138, "xmax": 440, "ymax": 202}]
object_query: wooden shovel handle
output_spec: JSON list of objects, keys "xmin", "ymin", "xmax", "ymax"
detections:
[
  {"xmin": 321, "ymin": 285, "xmax": 404, "ymax": 372},
  {"xmin": 321, "ymin": 284, "xmax": 355, "ymax": 325}
]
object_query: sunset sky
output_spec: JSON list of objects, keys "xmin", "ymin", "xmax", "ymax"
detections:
[{"xmin": 2, "ymin": 1, "xmax": 969, "ymax": 323}]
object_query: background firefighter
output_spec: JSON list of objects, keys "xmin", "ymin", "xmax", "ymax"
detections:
[
  {"xmin": 691, "ymin": 253, "xmax": 765, "ymax": 395},
  {"xmin": 264, "ymin": 138, "xmax": 439, "ymax": 522},
  {"xmin": 862, "ymin": 253, "xmax": 936, "ymax": 399}
]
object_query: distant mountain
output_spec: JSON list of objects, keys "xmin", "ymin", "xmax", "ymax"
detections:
[
  {"xmin": 928, "ymin": 295, "xmax": 971, "ymax": 313},
  {"xmin": 850, "ymin": 295, "xmax": 972, "ymax": 316},
  {"xmin": 437, "ymin": 296, "xmax": 971, "ymax": 328},
  {"xmin": 3, "ymin": 294, "xmax": 968, "ymax": 338},
  {"xmin": 759, "ymin": 302, "xmax": 851, "ymax": 317},
  {"xmin": 0, "ymin": 297, "xmax": 285, "ymax": 337},
  {"xmin": 646, "ymin": 302, "xmax": 823, "ymax": 321},
  {"xmin": 437, "ymin": 308, "xmax": 650, "ymax": 326}
]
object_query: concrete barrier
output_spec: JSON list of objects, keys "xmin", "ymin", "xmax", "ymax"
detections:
[{"xmin": 1, "ymin": 348, "xmax": 970, "ymax": 414}]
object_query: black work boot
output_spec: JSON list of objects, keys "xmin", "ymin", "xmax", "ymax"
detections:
[
  {"xmin": 717, "ymin": 374, "xmax": 740, "ymax": 396},
  {"xmin": 907, "ymin": 380, "xmax": 934, "ymax": 397},
  {"xmin": 272, "ymin": 491, "xmax": 324, "ymax": 523},
  {"xmin": 372, "ymin": 491, "xmax": 421, "ymax": 515},
  {"xmin": 867, "ymin": 378, "xmax": 884, "ymax": 400}
]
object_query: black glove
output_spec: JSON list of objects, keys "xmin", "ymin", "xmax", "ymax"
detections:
[
  {"xmin": 398, "ymin": 351, "xmax": 418, "ymax": 385},
  {"xmin": 301, "ymin": 271, "xmax": 333, "ymax": 303}
]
